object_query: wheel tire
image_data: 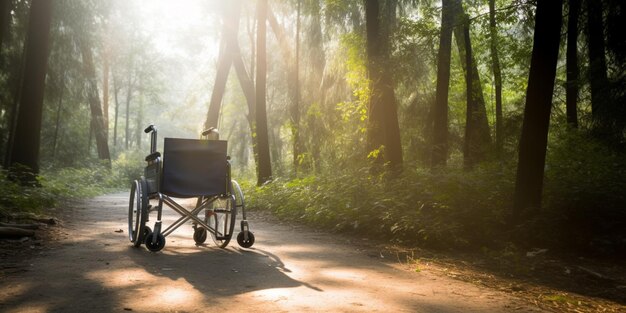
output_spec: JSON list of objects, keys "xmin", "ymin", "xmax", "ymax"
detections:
[
  {"xmin": 128, "ymin": 180, "xmax": 139, "ymax": 243},
  {"xmin": 208, "ymin": 196, "xmax": 237, "ymax": 248},
  {"xmin": 237, "ymin": 231, "xmax": 255, "ymax": 248},
  {"xmin": 193, "ymin": 227, "xmax": 207, "ymax": 244},
  {"xmin": 145, "ymin": 232, "xmax": 166, "ymax": 252},
  {"xmin": 128, "ymin": 180, "xmax": 148, "ymax": 247}
]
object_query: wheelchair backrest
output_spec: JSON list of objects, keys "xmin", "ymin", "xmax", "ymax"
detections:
[{"xmin": 161, "ymin": 138, "xmax": 228, "ymax": 198}]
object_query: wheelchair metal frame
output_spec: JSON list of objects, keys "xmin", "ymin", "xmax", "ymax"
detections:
[{"xmin": 128, "ymin": 125, "xmax": 254, "ymax": 252}]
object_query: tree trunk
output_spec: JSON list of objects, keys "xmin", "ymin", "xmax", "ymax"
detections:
[
  {"xmin": 102, "ymin": 45, "xmax": 110, "ymax": 137},
  {"xmin": 566, "ymin": 0, "xmax": 581, "ymax": 128},
  {"xmin": 232, "ymin": 45, "xmax": 259, "ymax": 172},
  {"xmin": 52, "ymin": 72, "xmax": 65, "ymax": 159},
  {"xmin": 8, "ymin": 0, "xmax": 53, "ymax": 182},
  {"xmin": 233, "ymin": 45, "xmax": 256, "ymax": 118},
  {"xmin": 452, "ymin": 0, "xmax": 491, "ymax": 166},
  {"xmin": 247, "ymin": 6, "xmax": 256, "ymax": 88},
  {"xmin": 3, "ymin": 51, "xmax": 23, "ymax": 169},
  {"xmin": 79, "ymin": 39, "xmax": 111, "ymax": 165},
  {"xmin": 432, "ymin": 0, "xmax": 454, "ymax": 168},
  {"xmin": 513, "ymin": 0, "xmax": 563, "ymax": 217},
  {"xmin": 205, "ymin": 1, "xmax": 241, "ymax": 130},
  {"xmin": 88, "ymin": 119, "xmax": 93, "ymax": 154},
  {"xmin": 125, "ymin": 65, "xmax": 133, "ymax": 150},
  {"xmin": 0, "ymin": 0, "xmax": 11, "ymax": 51},
  {"xmin": 463, "ymin": 17, "xmax": 476, "ymax": 169},
  {"xmin": 267, "ymin": 4, "xmax": 302, "ymax": 173},
  {"xmin": 0, "ymin": 227, "xmax": 35, "ymax": 239},
  {"xmin": 586, "ymin": 0, "xmax": 611, "ymax": 137},
  {"xmin": 113, "ymin": 72, "xmax": 120, "ymax": 150},
  {"xmin": 365, "ymin": 0, "xmax": 403, "ymax": 171},
  {"xmin": 205, "ymin": 1, "xmax": 260, "ymax": 172},
  {"xmin": 307, "ymin": 0, "xmax": 326, "ymax": 172},
  {"xmin": 488, "ymin": 0, "xmax": 504, "ymax": 157},
  {"xmin": 135, "ymin": 77, "xmax": 143, "ymax": 149},
  {"xmin": 255, "ymin": 0, "xmax": 272, "ymax": 185},
  {"xmin": 293, "ymin": 0, "xmax": 301, "ymax": 173}
]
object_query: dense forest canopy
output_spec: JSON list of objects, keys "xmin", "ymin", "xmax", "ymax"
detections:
[{"xmin": 0, "ymin": 0, "xmax": 624, "ymax": 254}]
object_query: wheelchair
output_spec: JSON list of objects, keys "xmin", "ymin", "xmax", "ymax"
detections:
[{"xmin": 127, "ymin": 125, "xmax": 255, "ymax": 252}]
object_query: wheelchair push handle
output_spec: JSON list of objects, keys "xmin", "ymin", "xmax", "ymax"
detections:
[
  {"xmin": 201, "ymin": 127, "xmax": 219, "ymax": 140},
  {"xmin": 144, "ymin": 125, "xmax": 156, "ymax": 133},
  {"xmin": 145, "ymin": 124, "xmax": 158, "ymax": 154}
]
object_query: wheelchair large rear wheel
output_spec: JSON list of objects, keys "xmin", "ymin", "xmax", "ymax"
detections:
[
  {"xmin": 207, "ymin": 196, "xmax": 236, "ymax": 248},
  {"xmin": 128, "ymin": 179, "xmax": 148, "ymax": 247}
]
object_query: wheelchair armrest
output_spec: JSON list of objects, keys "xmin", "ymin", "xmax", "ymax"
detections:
[{"xmin": 145, "ymin": 152, "xmax": 161, "ymax": 162}]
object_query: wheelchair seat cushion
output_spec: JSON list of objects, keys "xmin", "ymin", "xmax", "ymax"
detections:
[{"xmin": 161, "ymin": 138, "xmax": 228, "ymax": 198}]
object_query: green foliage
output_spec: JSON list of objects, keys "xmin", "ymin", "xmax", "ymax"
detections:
[
  {"xmin": 40, "ymin": 165, "xmax": 116, "ymax": 200},
  {"xmin": 0, "ymin": 151, "xmax": 143, "ymax": 217},
  {"xmin": 246, "ymin": 163, "xmax": 515, "ymax": 249},
  {"xmin": 0, "ymin": 169, "xmax": 55, "ymax": 217},
  {"xmin": 246, "ymin": 129, "xmax": 626, "ymax": 254},
  {"xmin": 539, "ymin": 129, "xmax": 626, "ymax": 252},
  {"xmin": 109, "ymin": 150, "xmax": 146, "ymax": 187}
]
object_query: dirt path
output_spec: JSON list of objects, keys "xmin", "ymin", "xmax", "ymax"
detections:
[{"xmin": 0, "ymin": 193, "xmax": 544, "ymax": 312}]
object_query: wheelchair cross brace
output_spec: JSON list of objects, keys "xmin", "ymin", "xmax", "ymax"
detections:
[{"xmin": 153, "ymin": 194, "xmax": 230, "ymax": 238}]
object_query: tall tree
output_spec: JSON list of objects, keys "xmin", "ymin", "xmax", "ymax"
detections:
[
  {"xmin": 79, "ymin": 38, "xmax": 111, "ymax": 165},
  {"xmin": 488, "ymin": 0, "xmax": 504, "ymax": 156},
  {"xmin": 8, "ymin": 0, "xmax": 53, "ymax": 182},
  {"xmin": 451, "ymin": 0, "xmax": 491, "ymax": 168},
  {"xmin": 134, "ymin": 74, "xmax": 143, "ymax": 149},
  {"xmin": 267, "ymin": 4, "xmax": 303, "ymax": 174},
  {"xmin": 365, "ymin": 0, "xmax": 403, "ymax": 170},
  {"xmin": 0, "ymin": 0, "xmax": 14, "ymax": 164},
  {"xmin": 513, "ymin": 0, "xmax": 563, "ymax": 217},
  {"xmin": 112, "ymin": 68, "xmax": 121, "ymax": 149},
  {"xmin": 204, "ymin": 1, "xmax": 240, "ymax": 130},
  {"xmin": 431, "ymin": 0, "xmax": 453, "ymax": 168},
  {"xmin": 102, "ymin": 27, "xmax": 111, "ymax": 137},
  {"xmin": 204, "ymin": 0, "xmax": 260, "ymax": 169},
  {"xmin": 565, "ymin": 0, "xmax": 580, "ymax": 128},
  {"xmin": 51, "ymin": 71, "xmax": 65, "ymax": 158},
  {"xmin": 0, "ymin": 0, "xmax": 10, "ymax": 51},
  {"xmin": 293, "ymin": 0, "xmax": 302, "ymax": 173},
  {"xmin": 586, "ymin": 0, "xmax": 611, "ymax": 137},
  {"xmin": 124, "ymin": 58, "xmax": 133, "ymax": 149},
  {"xmin": 256, "ymin": 0, "xmax": 272, "ymax": 185},
  {"xmin": 461, "ymin": 15, "xmax": 485, "ymax": 169},
  {"xmin": 302, "ymin": 0, "xmax": 326, "ymax": 171}
]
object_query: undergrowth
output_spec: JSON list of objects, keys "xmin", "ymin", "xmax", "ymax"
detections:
[
  {"xmin": 245, "ymin": 164, "xmax": 516, "ymax": 249},
  {"xmin": 0, "ymin": 151, "xmax": 144, "ymax": 217},
  {"xmin": 245, "ymin": 132, "xmax": 626, "ymax": 255}
]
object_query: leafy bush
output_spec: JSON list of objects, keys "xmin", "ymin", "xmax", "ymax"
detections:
[
  {"xmin": 109, "ymin": 150, "xmax": 145, "ymax": 188},
  {"xmin": 0, "ymin": 168, "xmax": 56, "ymax": 217},
  {"xmin": 246, "ymin": 163, "xmax": 515, "ymax": 249},
  {"xmin": 246, "ymin": 131, "xmax": 625, "ymax": 255},
  {"xmin": 0, "ymin": 151, "xmax": 145, "ymax": 217},
  {"xmin": 541, "ymin": 130, "xmax": 626, "ymax": 253}
]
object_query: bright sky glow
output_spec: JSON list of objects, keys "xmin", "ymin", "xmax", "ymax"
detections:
[
  {"xmin": 137, "ymin": 0, "xmax": 218, "ymax": 56},
  {"xmin": 124, "ymin": 0, "xmax": 224, "ymax": 138}
]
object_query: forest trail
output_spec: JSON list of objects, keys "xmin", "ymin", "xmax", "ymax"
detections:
[{"xmin": 0, "ymin": 193, "xmax": 542, "ymax": 312}]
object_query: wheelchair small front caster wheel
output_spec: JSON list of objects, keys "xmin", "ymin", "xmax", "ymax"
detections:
[
  {"xmin": 139, "ymin": 226, "xmax": 152, "ymax": 245},
  {"xmin": 237, "ymin": 231, "xmax": 255, "ymax": 248},
  {"xmin": 145, "ymin": 233, "xmax": 166, "ymax": 252},
  {"xmin": 193, "ymin": 228, "xmax": 207, "ymax": 244}
]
